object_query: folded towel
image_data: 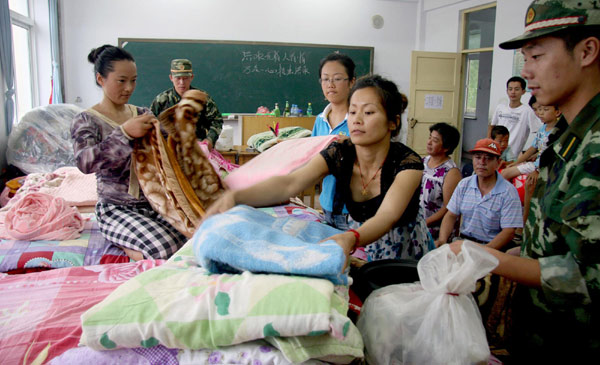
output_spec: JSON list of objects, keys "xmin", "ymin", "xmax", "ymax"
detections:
[
  {"xmin": 0, "ymin": 192, "xmax": 85, "ymax": 240},
  {"xmin": 193, "ymin": 205, "xmax": 347, "ymax": 285}
]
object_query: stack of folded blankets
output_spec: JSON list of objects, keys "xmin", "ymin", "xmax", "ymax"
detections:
[{"xmin": 79, "ymin": 205, "xmax": 364, "ymax": 364}]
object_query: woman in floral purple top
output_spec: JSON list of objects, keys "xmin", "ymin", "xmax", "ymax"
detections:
[
  {"xmin": 71, "ymin": 45, "xmax": 186, "ymax": 261},
  {"xmin": 419, "ymin": 123, "xmax": 462, "ymax": 239}
]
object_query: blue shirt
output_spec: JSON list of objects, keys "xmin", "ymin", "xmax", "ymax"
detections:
[
  {"xmin": 531, "ymin": 123, "xmax": 554, "ymax": 168},
  {"xmin": 312, "ymin": 104, "xmax": 349, "ymax": 213},
  {"xmin": 447, "ymin": 172, "xmax": 523, "ymax": 242}
]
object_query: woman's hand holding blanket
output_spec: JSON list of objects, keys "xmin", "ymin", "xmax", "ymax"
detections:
[{"xmin": 122, "ymin": 113, "xmax": 156, "ymax": 138}]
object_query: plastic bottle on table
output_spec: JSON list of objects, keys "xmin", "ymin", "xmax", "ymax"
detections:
[
  {"xmin": 306, "ymin": 102, "xmax": 313, "ymax": 116},
  {"xmin": 273, "ymin": 103, "xmax": 281, "ymax": 117}
]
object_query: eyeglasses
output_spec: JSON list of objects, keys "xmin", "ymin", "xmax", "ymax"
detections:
[{"xmin": 319, "ymin": 77, "xmax": 349, "ymax": 85}]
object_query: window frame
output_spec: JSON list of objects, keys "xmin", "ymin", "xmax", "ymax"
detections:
[
  {"xmin": 9, "ymin": 0, "xmax": 39, "ymax": 122},
  {"xmin": 459, "ymin": 3, "xmax": 496, "ymax": 120}
]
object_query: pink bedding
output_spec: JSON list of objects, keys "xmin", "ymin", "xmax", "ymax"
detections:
[
  {"xmin": 0, "ymin": 260, "xmax": 164, "ymax": 364},
  {"xmin": 0, "ymin": 192, "xmax": 85, "ymax": 240},
  {"xmin": 224, "ymin": 135, "xmax": 339, "ymax": 190}
]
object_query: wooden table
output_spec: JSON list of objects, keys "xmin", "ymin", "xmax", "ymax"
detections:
[{"xmin": 217, "ymin": 145, "xmax": 259, "ymax": 165}]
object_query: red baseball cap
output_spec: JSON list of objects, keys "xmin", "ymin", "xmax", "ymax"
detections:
[{"xmin": 469, "ymin": 138, "xmax": 501, "ymax": 156}]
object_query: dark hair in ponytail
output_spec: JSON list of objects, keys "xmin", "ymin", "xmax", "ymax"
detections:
[
  {"xmin": 88, "ymin": 44, "xmax": 135, "ymax": 86},
  {"xmin": 349, "ymin": 74, "xmax": 408, "ymax": 137}
]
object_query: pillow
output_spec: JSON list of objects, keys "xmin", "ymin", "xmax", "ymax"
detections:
[
  {"xmin": 247, "ymin": 126, "xmax": 312, "ymax": 153},
  {"xmin": 225, "ymin": 135, "xmax": 338, "ymax": 191}
]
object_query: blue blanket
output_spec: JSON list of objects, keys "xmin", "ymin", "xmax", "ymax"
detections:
[{"xmin": 193, "ymin": 205, "xmax": 348, "ymax": 285}]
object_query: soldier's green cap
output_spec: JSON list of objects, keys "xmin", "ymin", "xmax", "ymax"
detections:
[
  {"xmin": 170, "ymin": 59, "xmax": 193, "ymax": 77},
  {"xmin": 500, "ymin": 0, "xmax": 600, "ymax": 50}
]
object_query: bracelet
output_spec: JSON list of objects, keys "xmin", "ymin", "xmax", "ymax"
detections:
[{"xmin": 347, "ymin": 229, "xmax": 360, "ymax": 253}]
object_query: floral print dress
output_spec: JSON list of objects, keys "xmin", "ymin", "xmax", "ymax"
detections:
[{"xmin": 419, "ymin": 155, "xmax": 458, "ymax": 239}]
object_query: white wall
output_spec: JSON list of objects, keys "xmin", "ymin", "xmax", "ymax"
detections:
[
  {"xmin": 489, "ymin": 0, "xmax": 531, "ymax": 114},
  {"xmin": 0, "ymin": 67, "xmax": 7, "ymax": 172},
  {"xmin": 60, "ymin": 0, "xmax": 419, "ymax": 110},
  {"xmin": 418, "ymin": 0, "xmax": 533, "ymax": 120},
  {"xmin": 419, "ymin": 0, "xmax": 491, "ymax": 52}
]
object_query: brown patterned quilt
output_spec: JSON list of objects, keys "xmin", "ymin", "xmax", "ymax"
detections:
[{"xmin": 132, "ymin": 90, "xmax": 225, "ymax": 237}]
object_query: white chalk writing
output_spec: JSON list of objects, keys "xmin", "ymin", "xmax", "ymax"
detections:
[{"xmin": 241, "ymin": 50, "xmax": 309, "ymax": 77}]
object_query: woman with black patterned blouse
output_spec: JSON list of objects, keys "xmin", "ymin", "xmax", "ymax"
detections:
[{"xmin": 205, "ymin": 75, "xmax": 432, "ymax": 262}]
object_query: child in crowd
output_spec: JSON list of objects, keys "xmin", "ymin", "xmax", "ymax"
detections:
[
  {"xmin": 502, "ymin": 97, "xmax": 560, "ymax": 180},
  {"xmin": 205, "ymin": 74, "xmax": 433, "ymax": 262},
  {"xmin": 312, "ymin": 53, "xmax": 356, "ymax": 229},
  {"xmin": 502, "ymin": 96, "xmax": 561, "ymax": 226},
  {"xmin": 491, "ymin": 125, "xmax": 510, "ymax": 170},
  {"xmin": 71, "ymin": 45, "xmax": 187, "ymax": 261}
]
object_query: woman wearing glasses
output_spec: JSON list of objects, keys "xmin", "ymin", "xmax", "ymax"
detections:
[{"xmin": 312, "ymin": 53, "xmax": 356, "ymax": 230}]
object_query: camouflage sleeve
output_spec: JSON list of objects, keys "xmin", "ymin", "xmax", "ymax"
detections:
[
  {"xmin": 538, "ymin": 148, "xmax": 600, "ymax": 308},
  {"xmin": 150, "ymin": 96, "xmax": 164, "ymax": 117},
  {"xmin": 202, "ymin": 96, "xmax": 223, "ymax": 145}
]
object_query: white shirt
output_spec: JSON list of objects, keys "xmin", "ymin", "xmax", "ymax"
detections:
[{"xmin": 491, "ymin": 103, "xmax": 539, "ymax": 160}]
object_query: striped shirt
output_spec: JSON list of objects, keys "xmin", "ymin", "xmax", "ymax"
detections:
[{"xmin": 447, "ymin": 172, "xmax": 523, "ymax": 242}]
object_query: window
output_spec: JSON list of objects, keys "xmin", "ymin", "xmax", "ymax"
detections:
[
  {"xmin": 460, "ymin": 4, "xmax": 495, "ymax": 119},
  {"xmin": 9, "ymin": 0, "xmax": 36, "ymax": 123},
  {"xmin": 464, "ymin": 54, "xmax": 479, "ymax": 118}
]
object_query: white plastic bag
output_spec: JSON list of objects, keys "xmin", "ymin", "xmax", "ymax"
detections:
[
  {"xmin": 7, "ymin": 104, "xmax": 83, "ymax": 174},
  {"xmin": 357, "ymin": 241, "xmax": 499, "ymax": 365}
]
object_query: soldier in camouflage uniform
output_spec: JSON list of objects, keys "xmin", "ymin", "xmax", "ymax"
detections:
[
  {"xmin": 150, "ymin": 59, "xmax": 223, "ymax": 149},
  {"xmin": 450, "ymin": 0, "xmax": 600, "ymax": 360}
]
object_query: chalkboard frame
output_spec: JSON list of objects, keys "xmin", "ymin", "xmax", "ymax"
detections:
[{"xmin": 118, "ymin": 38, "xmax": 374, "ymax": 114}]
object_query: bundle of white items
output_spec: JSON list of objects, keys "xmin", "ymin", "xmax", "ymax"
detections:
[{"xmin": 357, "ymin": 241, "xmax": 499, "ymax": 364}]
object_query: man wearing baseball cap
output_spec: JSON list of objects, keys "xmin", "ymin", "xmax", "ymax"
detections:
[
  {"xmin": 451, "ymin": 0, "xmax": 600, "ymax": 359},
  {"xmin": 436, "ymin": 138, "xmax": 522, "ymax": 251},
  {"xmin": 150, "ymin": 59, "xmax": 223, "ymax": 150}
]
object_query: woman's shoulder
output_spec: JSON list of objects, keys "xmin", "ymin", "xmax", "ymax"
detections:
[
  {"xmin": 390, "ymin": 142, "xmax": 424, "ymax": 167},
  {"xmin": 131, "ymin": 105, "xmax": 151, "ymax": 115},
  {"xmin": 321, "ymin": 138, "xmax": 354, "ymax": 165}
]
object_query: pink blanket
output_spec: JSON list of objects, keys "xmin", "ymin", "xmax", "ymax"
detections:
[
  {"xmin": 0, "ymin": 167, "xmax": 98, "ymax": 214},
  {"xmin": 39, "ymin": 167, "xmax": 98, "ymax": 206},
  {"xmin": 0, "ymin": 192, "xmax": 85, "ymax": 240},
  {"xmin": 0, "ymin": 260, "xmax": 164, "ymax": 364},
  {"xmin": 224, "ymin": 135, "xmax": 339, "ymax": 190}
]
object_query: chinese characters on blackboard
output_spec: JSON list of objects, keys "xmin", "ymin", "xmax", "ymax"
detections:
[{"xmin": 241, "ymin": 50, "xmax": 311, "ymax": 77}]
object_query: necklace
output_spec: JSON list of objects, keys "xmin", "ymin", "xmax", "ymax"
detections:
[{"xmin": 357, "ymin": 159, "xmax": 385, "ymax": 197}]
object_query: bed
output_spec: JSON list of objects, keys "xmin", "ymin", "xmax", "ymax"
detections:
[
  {"xmin": 0, "ymin": 204, "xmax": 365, "ymax": 364},
  {"xmin": 0, "ymin": 167, "xmax": 131, "ymax": 274}
]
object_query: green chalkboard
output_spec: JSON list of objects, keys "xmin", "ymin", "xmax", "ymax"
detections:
[{"xmin": 119, "ymin": 38, "xmax": 373, "ymax": 114}]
